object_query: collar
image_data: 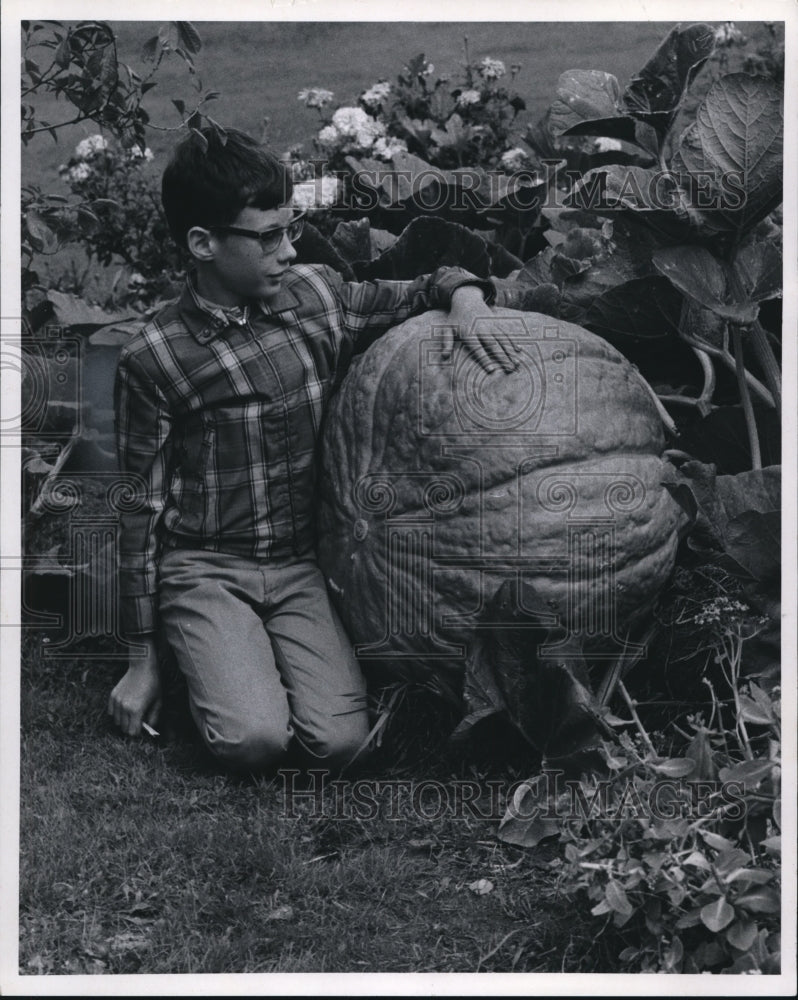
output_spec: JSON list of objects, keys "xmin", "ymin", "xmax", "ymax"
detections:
[{"xmin": 179, "ymin": 272, "xmax": 300, "ymax": 344}]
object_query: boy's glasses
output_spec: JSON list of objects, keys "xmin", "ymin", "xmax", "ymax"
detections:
[{"xmin": 211, "ymin": 214, "xmax": 305, "ymax": 253}]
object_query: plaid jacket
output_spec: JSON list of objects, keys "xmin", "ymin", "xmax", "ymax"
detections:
[{"xmin": 114, "ymin": 263, "xmax": 494, "ymax": 636}]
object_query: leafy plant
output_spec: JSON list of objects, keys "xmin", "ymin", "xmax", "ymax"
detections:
[
  {"xmin": 56, "ymin": 136, "xmax": 182, "ymax": 305},
  {"xmin": 497, "ymin": 585, "xmax": 780, "ymax": 973},
  {"xmin": 21, "ymin": 20, "xmax": 222, "ymax": 318},
  {"xmin": 289, "ymin": 45, "xmax": 542, "ymax": 240}
]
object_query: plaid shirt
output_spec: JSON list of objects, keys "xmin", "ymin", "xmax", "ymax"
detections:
[{"xmin": 115, "ymin": 263, "xmax": 494, "ymax": 636}]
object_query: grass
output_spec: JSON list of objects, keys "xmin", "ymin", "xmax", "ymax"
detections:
[{"xmin": 19, "ymin": 627, "xmax": 614, "ymax": 975}]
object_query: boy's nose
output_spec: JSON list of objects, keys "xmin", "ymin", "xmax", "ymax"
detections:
[{"xmin": 277, "ymin": 231, "xmax": 298, "ymax": 262}]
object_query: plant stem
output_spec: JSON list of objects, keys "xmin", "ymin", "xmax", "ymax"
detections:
[
  {"xmin": 636, "ymin": 371, "xmax": 678, "ymax": 436},
  {"xmin": 618, "ymin": 681, "xmax": 657, "ymax": 757},
  {"xmin": 690, "ymin": 345, "xmax": 716, "ymax": 417},
  {"xmin": 679, "ymin": 333, "xmax": 775, "ymax": 408},
  {"xmin": 748, "ymin": 319, "xmax": 782, "ymax": 417},
  {"xmin": 727, "ymin": 629, "xmax": 755, "ymax": 760},
  {"xmin": 731, "ymin": 324, "xmax": 762, "ymax": 470}
]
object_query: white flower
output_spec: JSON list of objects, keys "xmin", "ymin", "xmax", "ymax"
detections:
[
  {"xmin": 715, "ymin": 22, "xmax": 744, "ymax": 47},
  {"xmin": 317, "ymin": 125, "xmax": 341, "ymax": 150},
  {"xmin": 74, "ymin": 134, "xmax": 108, "ymax": 160},
  {"xmin": 372, "ymin": 135, "xmax": 408, "ymax": 161},
  {"xmin": 478, "ymin": 57, "xmax": 506, "ymax": 81},
  {"xmin": 331, "ymin": 106, "xmax": 385, "ymax": 148},
  {"xmin": 292, "ymin": 176, "xmax": 340, "ymax": 211},
  {"xmin": 361, "ymin": 81, "xmax": 392, "ymax": 109},
  {"xmin": 298, "ymin": 87, "xmax": 335, "ymax": 109},
  {"xmin": 457, "ymin": 89, "xmax": 481, "ymax": 107},
  {"xmin": 67, "ymin": 162, "xmax": 92, "ymax": 183},
  {"xmin": 501, "ymin": 147, "xmax": 531, "ymax": 170},
  {"xmin": 593, "ymin": 136, "xmax": 623, "ymax": 153},
  {"xmin": 127, "ymin": 145, "xmax": 155, "ymax": 162}
]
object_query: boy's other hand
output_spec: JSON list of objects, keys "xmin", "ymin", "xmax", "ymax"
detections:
[
  {"xmin": 108, "ymin": 637, "xmax": 162, "ymax": 737},
  {"xmin": 443, "ymin": 286, "xmax": 521, "ymax": 374}
]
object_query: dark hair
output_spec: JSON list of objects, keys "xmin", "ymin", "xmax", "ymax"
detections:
[{"xmin": 161, "ymin": 127, "xmax": 293, "ymax": 248}]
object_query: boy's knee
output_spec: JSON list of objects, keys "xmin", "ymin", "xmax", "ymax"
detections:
[
  {"xmin": 299, "ymin": 713, "xmax": 371, "ymax": 771},
  {"xmin": 203, "ymin": 719, "xmax": 291, "ymax": 771}
]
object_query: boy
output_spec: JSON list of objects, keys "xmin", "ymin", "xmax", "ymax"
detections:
[{"xmin": 108, "ymin": 127, "xmax": 513, "ymax": 773}]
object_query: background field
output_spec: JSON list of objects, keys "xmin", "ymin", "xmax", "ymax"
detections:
[{"xmin": 23, "ymin": 20, "xmax": 680, "ymax": 189}]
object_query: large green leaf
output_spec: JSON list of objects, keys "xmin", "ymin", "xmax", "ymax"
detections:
[
  {"xmin": 676, "ymin": 406, "xmax": 781, "ymax": 474},
  {"xmin": 623, "ymin": 23, "xmax": 716, "ymax": 135},
  {"xmin": 562, "ymin": 117, "xmax": 660, "ymax": 159},
  {"xmin": 574, "ymin": 166, "xmax": 697, "ymax": 243},
  {"xmin": 549, "ymin": 69, "xmax": 623, "ymax": 138},
  {"xmin": 347, "ymin": 150, "xmax": 543, "ymax": 221},
  {"xmin": 700, "ymin": 896, "xmax": 735, "ymax": 933},
  {"xmin": 652, "ymin": 245, "xmax": 759, "ymax": 322},
  {"xmin": 670, "ymin": 462, "xmax": 781, "ymax": 586},
  {"xmin": 355, "ymin": 216, "xmax": 491, "ymax": 281},
  {"xmin": 585, "ymin": 275, "xmax": 682, "ymax": 339},
  {"xmin": 330, "ymin": 218, "xmax": 397, "ymax": 266},
  {"xmin": 293, "ymin": 221, "xmax": 355, "ymax": 281},
  {"xmin": 672, "ymin": 74, "xmax": 783, "ymax": 239},
  {"xmin": 497, "ymin": 776, "xmax": 561, "ymax": 847},
  {"xmin": 46, "ymin": 290, "xmax": 133, "ymax": 332},
  {"xmin": 463, "ymin": 578, "xmax": 608, "ymax": 773},
  {"xmin": 734, "ymin": 239, "xmax": 783, "ymax": 304}
]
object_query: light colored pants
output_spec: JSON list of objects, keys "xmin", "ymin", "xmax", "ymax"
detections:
[{"xmin": 158, "ymin": 548, "xmax": 370, "ymax": 772}]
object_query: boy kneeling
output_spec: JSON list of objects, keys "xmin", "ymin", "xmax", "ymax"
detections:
[{"xmin": 109, "ymin": 128, "xmax": 510, "ymax": 772}]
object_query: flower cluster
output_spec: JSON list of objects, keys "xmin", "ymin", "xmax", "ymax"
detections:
[
  {"xmin": 57, "ymin": 133, "xmax": 177, "ymax": 304},
  {"xmin": 75, "ymin": 134, "xmax": 108, "ymax": 158},
  {"xmin": 360, "ymin": 81, "xmax": 392, "ymax": 110},
  {"xmin": 456, "ymin": 89, "xmax": 481, "ymax": 107},
  {"xmin": 478, "ymin": 57, "xmax": 506, "ymax": 80},
  {"xmin": 292, "ymin": 49, "xmax": 531, "ymax": 174},
  {"xmin": 372, "ymin": 135, "xmax": 408, "ymax": 161},
  {"xmin": 500, "ymin": 146, "xmax": 533, "ymax": 171},
  {"xmin": 690, "ymin": 595, "xmax": 767, "ymax": 633},
  {"xmin": 59, "ymin": 133, "xmax": 153, "ymax": 187},
  {"xmin": 318, "ymin": 106, "xmax": 387, "ymax": 154},
  {"xmin": 291, "ymin": 175, "xmax": 341, "ymax": 212},
  {"xmin": 298, "ymin": 88, "xmax": 335, "ymax": 109},
  {"xmin": 714, "ymin": 21, "xmax": 746, "ymax": 47}
]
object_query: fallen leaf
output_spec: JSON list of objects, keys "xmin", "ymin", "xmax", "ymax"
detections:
[
  {"xmin": 468, "ymin": 878, "xmax": 494, "ymax": 895},
  {"xmin": 265, "ymin": 904, "xmax": 295, "ymax": 922},
  {"xmin": 106, "ymin": 931, "xmax": 151, "ymax": 954}
]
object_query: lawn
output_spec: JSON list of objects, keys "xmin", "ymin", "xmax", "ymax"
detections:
[{"xmin": 20, "ymin": 631, "xmax": 608, "ymax": 975}]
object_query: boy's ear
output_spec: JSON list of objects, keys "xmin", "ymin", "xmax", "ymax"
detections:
[{"xmin": 186, "ymin": 226, "xmax": 215, "ymax": 263}]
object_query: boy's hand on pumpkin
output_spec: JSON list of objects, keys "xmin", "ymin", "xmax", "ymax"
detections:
[{"xmin": 444, "ymin": 287, "xmax": 521, "ymax": 373}]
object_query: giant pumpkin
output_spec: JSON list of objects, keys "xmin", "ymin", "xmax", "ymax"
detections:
[{"xmin": 317, "ymin": 308, "xmax": 687, "ymax": 677}]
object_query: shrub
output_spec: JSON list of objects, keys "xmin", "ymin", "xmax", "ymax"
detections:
[{"xmin": 57, "ymin": 135, "xmax": 182, "ymax": 306}]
